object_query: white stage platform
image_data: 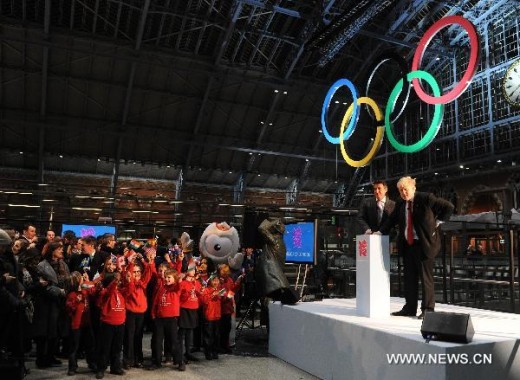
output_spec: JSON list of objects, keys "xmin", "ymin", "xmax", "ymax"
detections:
[{"xmin": 269, "ymin": 298, "xmax": 520, "ymax": 380}]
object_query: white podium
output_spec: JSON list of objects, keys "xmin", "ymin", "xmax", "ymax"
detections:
[{"xmin": 356, "ymin": 234, "xmax": 390, "ymax": 318}]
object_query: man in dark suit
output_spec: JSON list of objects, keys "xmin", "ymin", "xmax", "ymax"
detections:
[
  {"xmin": 376, "ymin": 176, "xmax": 454, "ymax": 319},
  {"xmin": 357, "ymin": 180, "xmax": 395, "ymax": 234}
]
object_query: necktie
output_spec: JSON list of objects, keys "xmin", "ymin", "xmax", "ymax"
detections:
[
  {"xmin": 406, "ymin": 201, "xmax": 414, "ymax": 245},
  {"xmin": 377, "ymin": 201, "xmax": 384, "ymax": 224}
]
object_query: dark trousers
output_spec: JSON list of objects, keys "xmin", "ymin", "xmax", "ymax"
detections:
[
  {"xmin": 403, "ymin": 242, "xmax": 435, "ymax": 312},
  {"xmin": 178, "ymin": 328, "xmax": 193, "ymax": 356},
  {"xmin": 203, "ymin": 320, "xmax": 220, "ymax": 355},
  {"xmin": 153, "ymin": 317, "xmax": 182, "ymax": 366},
  {"xmin": 219, "ymin": 314, "xmax": 231, "ymax": 350},
  {"xmin": 35, "ymin": 337, "xmax": 58, "ymax": 366},
  {"xmin": 96, "ymin": 322, "xmax": 124, "ymax": 373},
  {"xmin": 123, "ymin": 311, "xmax": 145, "ymax": 366},
  {"xmin": 69, "ymin": 327, "xmax": 95, "ymax": 371}
]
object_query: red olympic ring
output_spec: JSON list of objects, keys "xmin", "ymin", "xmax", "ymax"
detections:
[{"xmin": 411, "ymin": 15, "xmax": 480, "ymax": 104}]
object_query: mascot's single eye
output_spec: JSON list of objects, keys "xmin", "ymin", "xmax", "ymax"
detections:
[{"xmin": 203, "ymin": 235, "xmax": 234, "ymax": 258}]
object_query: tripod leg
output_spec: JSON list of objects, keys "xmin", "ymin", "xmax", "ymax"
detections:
[{"xmin": 236, "ymin": 299, "xmax": 257, "ymax": 340}]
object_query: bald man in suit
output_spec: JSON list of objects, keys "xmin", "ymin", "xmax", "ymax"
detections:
[
  {"xmin": 357, "ymin": 180, "xmax": 395, "ymax": 234},
  {"xmin": 376, "ymin": 176, "xmax": 454, "ymax": 319}
]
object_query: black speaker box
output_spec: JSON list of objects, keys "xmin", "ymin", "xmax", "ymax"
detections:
[{"xmin": 420, "ymin": 311, "xmax": 474, "ymax": 343}]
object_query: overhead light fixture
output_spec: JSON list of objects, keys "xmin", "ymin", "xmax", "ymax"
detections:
[
  {"xmin": 38, "ymin": 183, "xmax": 48, "ymax": 186},
  {"xmin": 218, "ymin": 203, "xmax": 230, "ymax": 206},
  {"xmin": 230, "ymin": 204, "xmax": 245, "ymax": 207},
  {"xmin": 8, "ymin": 204, "xmax": 40, "ymax": 208},
  {"xmin": 72, "ymin": 207, "xmax": 102, "ymax": 211},
  {"xmin": 4, "ymin": 191, "xmax": 19, "ymax": 194},
  {"xmin": 331, "ymin": 209, "xmax": 356, "ymax": 213},
  {"xmin": 132, "ymin": 210, "xmax": 152, "ymax": 213},
  {"xmin": 75, "ymin": 195, "xmax": 90, "ymax": 199},
  {"xmin": 42, "ymin": 199, "xmax": 55, "ymax": 202},
  {"xmin": 19, "ymin": 192, "xmax": 33, "ymax": 195},
  {"xmin": 154, "ymin": 200, "xmax": 168, "ymax": 203}
]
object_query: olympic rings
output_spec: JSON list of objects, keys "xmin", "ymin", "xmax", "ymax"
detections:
[
  {"xmin": 411, "ymin": 15, "xmax": 480, "ymax": 104},
  {"xmin": 365, "ymin": 51, "xmax": 410, "ymax": 123},
  {"xmin": 320, "ymin": 15, "xmax": 479, "ymax": 167},
  {"xmin": 385, "ymin": 70, "xmax": 444, "ymax": 153},
  {"xmin": 339, "ymin": 97, "xmax": 384, "ymax": 167},
  {"xmin": 321, "ymin": 78, "xmax": 359, "ymax": 144}
]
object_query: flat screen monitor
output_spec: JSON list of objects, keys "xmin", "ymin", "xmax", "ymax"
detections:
[
  {"xmin": 283, "ymin": 220, "xmax": 317, "ymax": 265},
  {"xmin": 61, "ymin": 224, "xmax": 116, "ymax": 238}
]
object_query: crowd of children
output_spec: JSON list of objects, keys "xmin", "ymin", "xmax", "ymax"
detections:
[{"xmin": 0, "ymin": 225, "xmax": 246, "ymax": 379}]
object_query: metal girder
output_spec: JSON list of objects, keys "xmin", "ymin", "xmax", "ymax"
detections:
[
  {"xmin": 233, "ymin": 172, "xmax": 246, "ymax": 204},
  {"xmin": 333, "ymin": 181, "xmax": 346, "ymax": 208},
  {"xmin": 38, "ymin": 0, "xmax": 52, "ymax": 185},
  {"xmin": 109, "ymin": 0, "xmax": 151, "ymax": 201},
  {"xmin": 214, "ymin": 2, "xmax": 243, "ymax": 65},
  {"xmin": 286, "ymin": 178, "xmax": 299, "ymax": 205},
  {"xmin": 175, "ymin": 168, "xmax": 183, "ymax": 201},
  {"xmin": 237, "ymin": 0, "xmax": 301, "ymax": 18},
  {"xmin": 184, "ymin": 77, "xmax": 215, "ymax": 170},
  {"xmin": 343, "ymin": 167, "xmax": 367, "ymax": 208}
]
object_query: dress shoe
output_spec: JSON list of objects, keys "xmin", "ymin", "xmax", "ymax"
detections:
[
  {"xmin": 36, "ymin": 361, "xmax": 50, "ymax": 369},
  {"xmin": 178, "ymin": 363, "xmax": 186, "ymax": 371},
  {"xmin": 133, "ymin": 362, "xmax": 144, "ymax": 368},
  {"xmin": 147, "ymin": 364, "xmax": 161, "ymax": 371},
  {"xmin": 391, "ymin": 309, "xmax": 416, "ymax": 317},
  {"xmin": 185, "ymin": 353, "xmax": 199, "ymax": 362},
  {"xmin": 50, "ymin": 357, "xmax": 63, "ymax": 366},
  {"xmin": 204, "ymin": 352, "xmax": 212, "ymax": 360},
  {"xmin": 95, "ymin": 371, "xmax": 104, "ymax": 379},
  {"xmin": 418, "ymin": 310, "xmax": 433, "ymax": 319},
  {"xmin": 122, "ymin": 362, "xmax": 131, "ymax": 370},
  {"xmin": 67, "ymin": 369, "xmax": 76, "ymax": 376},
  {"xmin": 109, "ymin": 369, "xmax": 125, "ymax": 375},
  {"xmin": 211, "ymin": 352, "xmax": 219, "ymax": 360}
]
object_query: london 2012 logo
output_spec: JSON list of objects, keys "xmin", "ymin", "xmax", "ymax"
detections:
[
  {"xmin": 358, "ymin": 239, "xmax": 368, "ymax": 257},
  {"xmin": 321, "ymin": 16, "xmax": 479, "ymax": 167}
]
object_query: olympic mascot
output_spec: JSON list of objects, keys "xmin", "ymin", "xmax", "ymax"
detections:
[{"xmin": 198, "ymin": 222, "xmax": 243, "ymax": 270}]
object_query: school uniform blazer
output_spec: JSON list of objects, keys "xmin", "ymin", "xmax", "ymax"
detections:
[{"xmin": 378, "ymin": 191, "xmax": 454, "ymax": 259}]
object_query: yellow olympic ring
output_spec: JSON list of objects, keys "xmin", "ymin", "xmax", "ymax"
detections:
[{"xmin": 339, "ymin": 97, "xmax": 384, "ymax": 167}]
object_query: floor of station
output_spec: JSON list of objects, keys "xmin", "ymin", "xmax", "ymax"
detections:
[{"xmin": 25, "ymin": 325, "xmax": 318, "ymax": 380}]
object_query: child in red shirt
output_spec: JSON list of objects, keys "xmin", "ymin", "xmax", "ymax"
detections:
[
  {"xmin": 218, "ymin": 264, "xmax": 243, "ymax": 353},
  {"xmin": 150, "ymin": 269, "xmax": 185, "ymax": 371},
  {"xmin": 122, "ymin": 249, "xmax": 154, "ymax": 369},
  {"xmin": 65, "ymin": 271, "xmax": 97, "ymax": 376},
  {"xmin": 95, "ymin": 267, "xmax": 126, "ymax": 379},
  {"xmin": 179, "ymin": 263, "xmax": 202, "ymax": 364},
  {"xmin": 201, "ymin": 273, "xmax": 225, "ymax": 360}
]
